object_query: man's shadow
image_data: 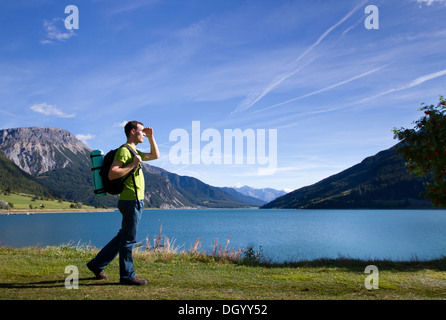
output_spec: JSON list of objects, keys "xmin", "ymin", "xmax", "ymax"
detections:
[{"xmin": 0, "ymin": 277, "xmax": 117, "ymax": 289}]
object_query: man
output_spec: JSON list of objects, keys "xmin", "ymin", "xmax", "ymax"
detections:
[{"xmin": 87, "ymin": 121, "xmax": 160, "ymax": 285}]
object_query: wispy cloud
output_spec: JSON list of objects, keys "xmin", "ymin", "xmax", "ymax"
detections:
[
  {"xmin": 254, "ymin": 67, "xmax": 446, "ymax": 131},
  {"xmin": 254, "ymin": 65, "xmax": 385, "ymax": 114},
  {"xmin": 76, "ymin": 133, "xmax": 95, "ymax": 144},
  {"xmin": 107, "ymin": 0, "xmax": 160, "ymax": 15},
  {"xmin": 357, "ymin": 68, "xmax": 446, "ymax": 104},
  {"xmin": 30, "ymin": 103, "xmax": 75, "ymax": 118},
  {"xmin": 41, "ymin": 18, "xmax": 76, "ymax": 45},
  {"xmin": 232, "ymin": 0, "xmax": 369, "ymax": 114},
  {"xmin": 416, "ymin": 0, "xmax": 446, "ymax": 6},
  {"xmin": 409, "ymin": 69, "xmax": 446, "ymax": 86},
  {"xmin": 114, "ymin": 121, "xmax": 128, "ymax": 127}
]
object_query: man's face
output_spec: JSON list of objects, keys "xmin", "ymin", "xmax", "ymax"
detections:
[{"xmin": 133, "ymin": 124, "xmax": 146, "ymax": 143}]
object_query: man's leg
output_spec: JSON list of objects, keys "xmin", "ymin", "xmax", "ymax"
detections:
[
  {"xmin": 87, "ymin": 228, "xmax": 121, "ymax": 279},
  {"xmin": 118, "ymin": 200, "xmax": 146, "ymax": 285}
]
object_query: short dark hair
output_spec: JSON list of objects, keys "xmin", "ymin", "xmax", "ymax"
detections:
[{"xmin": 124, "ymin": 121, "xmax": 143, "ymax": 137}]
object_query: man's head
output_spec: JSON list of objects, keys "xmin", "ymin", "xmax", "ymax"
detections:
[
  {"xmin": 124, "ymin": 121, "xmax": 145, "ymax": 144},
  {"xmin": 125, "ymin": 121, "xmax": 143, "ymax": 137}
]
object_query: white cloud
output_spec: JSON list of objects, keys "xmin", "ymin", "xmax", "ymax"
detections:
[
  {"xmin": 114, "ymin": 121, "xmax": 128, "ymax": 127},
  {"xmin": 107, "ymin": 0, "xmax": 160, "ymax": 15},
  {"xmin": 416, "ymin": 0, "xmax": 446, "ymax": 6},
  {"xmin": 41, "ymin": 18, "xmax": 76, "ymax": 45},
  {"xmin": 76, "ymin": 134, "xmax": 95, "ymax": 144},
  {"xmin": 30, "ymin": 103, "xmax": 76, "ymax": 118}
]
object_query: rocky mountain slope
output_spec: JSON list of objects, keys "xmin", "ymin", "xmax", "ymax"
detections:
[{"xmin": 0, "ymin": 127, "xmax": 91, "ymax": 176}]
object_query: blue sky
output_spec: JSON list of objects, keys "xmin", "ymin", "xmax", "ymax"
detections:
[{"xmin": 1, "ymin": 0, "xmax": 445, "ymax": 191}]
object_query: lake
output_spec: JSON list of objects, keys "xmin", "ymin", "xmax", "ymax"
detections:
[{"xmin": 1, "ymin": 208, "xmax": 446, "ymax": 262}]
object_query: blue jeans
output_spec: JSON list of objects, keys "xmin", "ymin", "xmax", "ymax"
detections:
[{"xmin": 89, "ymin": 200, "xmax": 144, "ymax": 280}]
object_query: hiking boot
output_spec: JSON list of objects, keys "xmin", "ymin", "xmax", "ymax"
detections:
[
  {"xmin": 86, "ymin": 261, "xmax": 108, "ymax": 280},
  {"xmin": 120, "ymin": 276, "xmax": 148, "ymax": 286}
]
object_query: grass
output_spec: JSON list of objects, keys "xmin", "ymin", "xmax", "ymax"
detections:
[
  {"xmin": 0, "ymin": 193, "xmax": 101, "ymax": 212},
  {"xmin": 1, "ymin": 236, "xmax": 446, "ymax": 300}
]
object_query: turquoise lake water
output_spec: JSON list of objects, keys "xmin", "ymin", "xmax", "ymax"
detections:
[{"xmin": 1, "ymin": 208, "xmax": 446, "ymax": 262}]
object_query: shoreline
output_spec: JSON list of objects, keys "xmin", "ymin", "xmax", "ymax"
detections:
[{"xmin": 0, "ymin": 208, "xmax": 116, "ymax": 215}]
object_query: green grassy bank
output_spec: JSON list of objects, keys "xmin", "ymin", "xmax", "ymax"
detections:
[
  {"xmin": 1, "ymin": 246, "xmax": 445, "ymax": 300},
  {"xmin": 0, "ymin": 193, "xmax": 99, "ymax": 211},
  {"xmin": 0, "ymin": 193, "xmax": 114, "ymax": 213}
]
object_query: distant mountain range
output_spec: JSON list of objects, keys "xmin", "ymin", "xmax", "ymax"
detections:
[
  {"xmin": 0, "ymin": 127, "xmax": 433, "ymax": 209},
  {"xmin": 0, "ymin": 127, "xmax": 278, "ymax": 208},
  {"xmin": 261, "ymin": 145, "xmax": 433, "ymax": 209},
  {"xmin": 232, "ymin": 185, "xmax": 287, "ymax": 203}
]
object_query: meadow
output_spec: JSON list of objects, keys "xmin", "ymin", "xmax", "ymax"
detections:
[
  {"xmin": 1, "ymin": 240, "xmax": 445, "ymax": 301},
  {"xmin": 0, "ymin": 193, "xmax": 105, "ymax": 212}
]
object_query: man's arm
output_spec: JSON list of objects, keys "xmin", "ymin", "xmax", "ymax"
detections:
[
  {"xmin": 108, "ymin": 156, "xmax": 141, "ymax": 181},
  {"xmin": 142, "ymin": 127, "xmax": 160, "ymax": 161}
]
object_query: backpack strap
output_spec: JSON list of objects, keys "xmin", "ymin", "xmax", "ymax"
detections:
[
  {"xmin": 121, "ymin": 144, "xmax": 141, "ymax": 175},
  {"xmin": 121, "ymin": 144, "xmax": 142, "ymax": 209}
]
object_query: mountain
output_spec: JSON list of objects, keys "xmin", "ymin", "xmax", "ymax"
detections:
[
  {"xmin": 143, "ymin": 165, "xmax": 262, "ymax": 208},
  {"xmin": 0, "ymin": 149, "xmax": 53, "ymax": 198},
  {"xmin": 220, "ymin": 187, "xmax": 266, "ymax": 207},
  {"xmin": 0, "ymin": 127, "xmax": 257, "ymax": 209},
  {"xmin": 0, "ymin": 127, "xmax": 91, "ymax": 175},
  {"xmin": 232, "ymin": 185, "xmax": 287, "ymax": 203},
  {"xmin": 0, "ymin": 127, "xmax": 115, "ymax": 207},
  {"xmin": 262, "ymin": 145, "xmax": 433, "ymax": 209}
]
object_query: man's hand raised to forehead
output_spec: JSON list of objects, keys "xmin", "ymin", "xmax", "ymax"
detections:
[{"xmin": 143, "ymin": 127, "xmax": 153, "ymax": 137}]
